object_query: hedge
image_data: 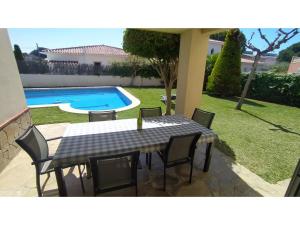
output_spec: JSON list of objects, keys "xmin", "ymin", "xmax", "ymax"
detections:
[
  {"xmin": 241, "ymin": 72, "xmax": 300, "ymax": 107},
  {"xmin": 17, "ymin": 60, "xmax": 160, "ymax": 79}
]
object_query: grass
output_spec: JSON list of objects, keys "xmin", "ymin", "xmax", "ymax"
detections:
[{"xmin": 30, "ymin": 87, "xmax": 300, "ymax": 183}]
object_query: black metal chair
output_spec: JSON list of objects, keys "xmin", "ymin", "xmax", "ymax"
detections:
[
  {"xmin": 88, "ymin": 110, "xmax": 116, "ymax": 122},
  {"xmin": 140, "ymin": 107, "xmax": 162, "ymax": 118},
  {"xmin": 156, "ymin": 132, "xmax": 202, "ymax": 191},
  {"xmin": 87, "ymin": 110, "xmax": 117, "ymax": 178},
  {"xmin": 285, "ymin": 159, "xmax": 300, "ymax": 197},
  {"xmin": 140, "ymin": 107, "xmax": 163, "ymax": 169},
  {"xmin": 192, "ymin": 108, "xmax": 215, "ymax": 129},
  {"xmin": 89, "ymin": 151, "xmax": 140, "ymax": 196},
  {"xmin": 192, "ymin": 108, "xmax": 215, "ymax": 172},
  {"xmin": 15, "ymin": 125, "xmax": 85, "ymax": 197}
]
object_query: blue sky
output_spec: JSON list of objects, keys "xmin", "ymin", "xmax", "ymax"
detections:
[{"xmin": 8, "ymin": 28, "xmax": 300, "ymax": 54}]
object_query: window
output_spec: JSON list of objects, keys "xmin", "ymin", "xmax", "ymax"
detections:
[{"xmin": 94, "ymin": 62, "xmax": 101, "ymax": 75}]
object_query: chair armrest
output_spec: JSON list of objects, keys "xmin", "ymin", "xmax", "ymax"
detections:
[
  {"xmin": 46, "ymin": 136, "xmax": 62, "ymax": 142},
  {"xmin": 31, "ymin": 156, "xmax": 53, "ymax": 165}
]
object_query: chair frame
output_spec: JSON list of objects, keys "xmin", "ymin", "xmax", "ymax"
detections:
[
  {"xmin": 157, "ymin": 132, "xmax": 202, "ymax": 191},
  {"xmin": 285, "ymin": 159, "xmax": 300, "ymax": 197},
  {"xmin": 88, "ymin": 110, "xmax": 117, "ymax": 122},
  {"xmin": 16, "ymin": 125, "xmax": 85, "ymax": 197},
  {"xmin": 140, "ymin": 107, "xmax": 163, "ymax": 170},
  {"xmin": 89, "ymin": 151, "xmax": 140, "ymax": 196},
  {"xmin": 140, "ymin": 107, "xmax": 162, "ymax": 118},
  {"xmin": 192, "ymin": 108, "xmax": 215, "ymax": 129}
]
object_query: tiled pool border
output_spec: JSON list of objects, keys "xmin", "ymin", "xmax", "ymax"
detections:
[{"xmin": 25, "ymin": 86, "xmax": 141, "ymax": 114}]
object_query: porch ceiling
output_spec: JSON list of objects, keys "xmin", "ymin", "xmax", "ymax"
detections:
[{"xmin": 142, "ymin": 28, "xmax": 228, "ymax": 35}]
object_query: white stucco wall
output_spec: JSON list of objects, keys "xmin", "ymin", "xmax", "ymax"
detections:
[
  {"xmin": 0, "ymin": 29, "xmax": 27, "ymax": 124},
  {"xmin": 241, "ymin": 63, "xmax": 269, "ymax": 73},
  {"xmin": 20, "ymin": 74, "xmax": 163, "ymax": 88},
  {"xmin": 207, "ymin": 40, "xmax": 223, "ymax": 55},
  {"xmin": 45, "ymin": 52, "xmax": 128, "ymax": 66}
]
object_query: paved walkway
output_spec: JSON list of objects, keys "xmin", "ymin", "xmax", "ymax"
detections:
[{"xmin": 0, "ymin": 123, "xmax": 289, "ymax": 197}]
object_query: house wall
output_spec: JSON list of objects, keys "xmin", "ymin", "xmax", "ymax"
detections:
[
  {"xmin": 20, "ymin": 74, "xmax": 163, "ymax": 88},
  {"xmin": 207, "ymin": 41, "xmax": 223, "ymax": 55},
  {"xmin": 0, "ymin": 29, "xmax": 32, "ymax": 172},
  {"xmin": 46, "ymin": 52, "xmax": 128, "ymax": 66},
  {"xmin": 241, "ymin": 62, "xmax": 269, "ymax": 73}
]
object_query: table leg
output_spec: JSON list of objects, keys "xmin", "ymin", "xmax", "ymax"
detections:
[
  {"xmin": 54, "ymin": 167, "xmax": 67, "ymax": 196},
  {"xmin": 203, "ymin": 143, "xmax": 212, "ymax": 172}
]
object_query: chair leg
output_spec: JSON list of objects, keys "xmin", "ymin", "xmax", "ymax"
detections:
[
  {"xmin": 135, "ymin": 184, "xmax": 138, "ymax": 197},
  {"xmin": 163, "ymin": 166, "xmax": 166, "ymax": 192},
  {"xmin": 86, "ymin": 163, "xmax": 92, "ymax": 179},
  {"xmin": 189, "ymin": 162, "xmax": 193, "ymax": 184},
  {"xmin": 36, "ymin": 172, "xmax": 42, "ymax": 197},
  {"xmin": 146, "ymin": 153, "xmax": 149, "ymax": 164},
  {"xmin": 148, "ymin": 152, "xmax": 152, "ymax": 170},
  {"xmin": 77, "ymin": 164, "xmax": 85, "ymax": 193}
]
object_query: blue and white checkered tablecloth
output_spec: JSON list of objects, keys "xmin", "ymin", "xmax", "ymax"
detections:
[{"xmin": 53, "ymin": 115, "xmax": 218, "ymax": 167}]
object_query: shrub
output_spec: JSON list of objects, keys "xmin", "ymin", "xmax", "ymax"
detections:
[
  {"xmin": 206, "ymin": 29, "xmax": 241, "ymax": 96},
  {"xmin": 269, "ymin": 62, "xmax": 290, "ymax": 73},
  {"xmin": 106, "ymin": 62, "xmax": 160, "ymax": 78},
  {"xmin": 204, "ymin": 53, "xmax": 219, "ymax": 90},
  {"xmin": 241, "ymin": 72, "xmax": 300, "ymax": 107}
]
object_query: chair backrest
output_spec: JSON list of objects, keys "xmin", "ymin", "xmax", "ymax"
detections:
[
  {"xmin": 88, "ymin": 110, "xmax": 116, "ymax": 122},
  {"xmin": 285, "ymin": 159, "xmax": 300, "ymax": 197},
  {"xmin": 165, "ymin": 132, "xmax": 202, "ymax": 164},
  {"xmin": 15, "ymin": 125, "xmax": 49, "ymax": 164},
  {"xmin": 140, "ymin": 107, "xmax": 162, "ymax": 118},
  {"xmin": 89, "ymin": 151, "xmax": 140, "ymax": 194},
  {"xmin": 192, "ymin": 108, "xmax": 215, "ymax": 129}
]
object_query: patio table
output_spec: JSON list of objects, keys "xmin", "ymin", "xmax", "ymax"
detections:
[{"xmin": 53, "ymin": 115, "xmax": 218, "ymax": 196}]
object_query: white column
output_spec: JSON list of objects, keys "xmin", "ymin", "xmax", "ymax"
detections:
[
  {"xmin": 0, "ymin": 29, "xmax": 27, "ymax": 124},
  {"xmin": 175, "ymin": 29, "xmax": 209, "ymax": 117}
]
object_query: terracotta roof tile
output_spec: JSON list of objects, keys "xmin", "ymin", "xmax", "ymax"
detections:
[{"xmin": 44, "ymin": 45, "xmax": 128, "ymax": 56}]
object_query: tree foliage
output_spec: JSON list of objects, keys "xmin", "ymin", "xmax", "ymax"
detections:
[
  {"xmin": 14, "ymin": 44, "xmax": 24, "ymax": 61},
  {"xmin": 123, "ymin": 29, "xmax": 180, "ymax": 114},
  {"xmin": 277, "ymin": 42, "xmax": 300, "ymax": 62},
  {"xmin": 204, "ymin": 53, "xmax": 219, "ymax": 90},
  {"xmin": 210, "ymin": 30, "xmax": 247, "ymax": 53},
  {"xmin": 206, "ymin": 29, "xmax": 241, "ymax": 96}
]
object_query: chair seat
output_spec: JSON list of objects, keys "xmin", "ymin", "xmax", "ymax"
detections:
[
  {"xmin": 40, "ymin": 160, "xmax": 55, "ymax": 174},
  {"xmin": 97, "ymin": 158, "xmax": 133, "ymax": 190}
]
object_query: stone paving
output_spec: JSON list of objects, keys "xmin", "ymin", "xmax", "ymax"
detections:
[{"xmin": 0, "ymin": 123, "xmax": 290, "ymax": 197}]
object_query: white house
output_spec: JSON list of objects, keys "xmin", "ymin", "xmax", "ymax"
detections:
[
  {"xmin": 43, "ymin": 40, "xmax": 224, "ymax": 66},
  {"xmin": 207, "ymin": 39, "xmax": 277, "ymax": 72},
  {"xmin": 42, "ymin": 45, "xmax": 129, "ymax": 67},
  {"xmin": 207, "ymin": 39, "xmax": 224, "ymax": 55},
  {"xmin": 287, "ymin": 56, "xmax": 300, "ymax": 74}
]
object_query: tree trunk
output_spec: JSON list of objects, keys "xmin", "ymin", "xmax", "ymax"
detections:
[
  {"xmin": 165, "ymin": 83, "xmax": 173, "ymax": 115},
  {"xmin": 130, "ymin": 70, "xmax": 136, "ymax": 86},
  {"xmin": 236, "ymin": 54, "xmax": 261, "ymax": 110}
]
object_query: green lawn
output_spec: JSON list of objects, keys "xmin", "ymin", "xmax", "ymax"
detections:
[{"xmin": 30, "ymin": 87, "xmax": 300, "ymax": 183}]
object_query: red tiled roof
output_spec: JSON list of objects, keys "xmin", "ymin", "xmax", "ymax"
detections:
[
  {"xmin": 241, "ymin": 58, "xmax": 264, "ymax": 64},
  {"xmin": 44, "ymin": 45, "xmax": 128, "ymax": 56}
]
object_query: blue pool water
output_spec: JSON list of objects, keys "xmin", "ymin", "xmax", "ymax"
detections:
[{"xmin": 24, "ymin": 87, "xmax": 132, "ymax": 111}]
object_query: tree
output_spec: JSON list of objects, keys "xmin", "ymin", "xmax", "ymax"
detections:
[
  {"xmin": 123, "ymin": 29, "xmax": 180, "ymax": 115},
  {"xmin": 236, "ymin": 28, "xmax": 299, "ymax": 110},
  {"xmin": 210, "ymin": 30, "xmax": 247, "ymax": 53},
  {"xmin": 13, "ymin": 44, "xmax": 24, "ymax": 61},
  {"xmin": 204, "ymin": 53, "xmax": 219, "ymax": 90},
  {"xmin": 206, "ymin": 29, "xmax": 242, "ymax": 96},
  {"xmin": 30, "ymin": 47, "xmax": 48, "ymax": 59},
  {"xmin": 277, "ymin": 42, "xmax": 300, "ymax": 62}
]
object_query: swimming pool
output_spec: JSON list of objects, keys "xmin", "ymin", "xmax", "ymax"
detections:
[{"xmin": 24, "ymin": 87, "xmax": 140, "ymax": 114}]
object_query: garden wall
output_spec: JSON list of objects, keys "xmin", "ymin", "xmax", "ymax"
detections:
[{"xmin": 20, "ymin": 74, "xmax": 163, "ymax": 88}]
